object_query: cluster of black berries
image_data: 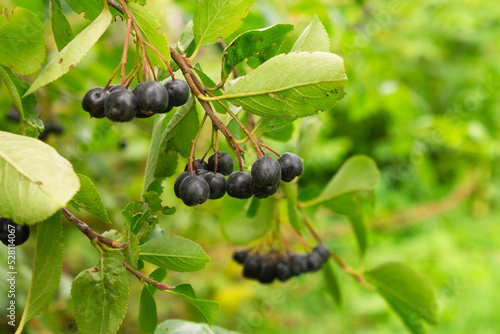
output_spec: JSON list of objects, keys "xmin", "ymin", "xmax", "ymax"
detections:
[
  {"xmin": 82, "ymin": 79, "xmax": 190, "ymax": 122},
  {"xmin": 174, "ymin": 152, "xmax": 304, "ymax": 206},
  {"xmin": 0, "ymin": 217, "xmax": 30, "ymax": 246},
  {"xmin": 232, "ymin": 245, "xmax": 330, "ymax": 284}
]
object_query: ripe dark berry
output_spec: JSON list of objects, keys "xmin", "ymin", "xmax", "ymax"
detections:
[
  {"xmin": 108, "ymin": 84, "xmax": 123, "ymax": 92},
  {"xmin": 274, "ymin": 260, "xmax": 292, "ymax": 282},
  {"xmin": 278, "ymin": 152, "xmax": 304, "ymax": 182},
  {"xmin": 184, "ymin": 159, "xmax": 208, "ymax": 172},
  {"xmin": 160, "ymin": 104, "xmax": 174, "ymax": 114},
  {"xmin": 207, "ymin": 152, "xmax": 234, "ymax": 176},
  {"xmin": 251, "ymin": 156, "xmax": 282, "ymax": 186},
  {"xmin": 82, "ymin": 87, "xmax": 109, "ymax": 118},
  {"xmin": 313, "ymin": 245, "xmax": 330, "ymax": 262},
  {"xmin": 226, "ymin": 171, "xmax": 253, "ymax": 199},
  {"xmin": 258, "ymin": 261, "xmax": 276, "ymax": 284},
  {"xmin": 196, "ymin": 169, "xmax": 209, "ymax": 177},
  {"xmin": 0, "ymin": 218, "xmax": 30, "ymax": 246},
  {"xmin": 306, "ymin": 252, "xmax": 323, "ymax": 272},
  {"xmin": 165, "ymin": 79, "xmax": 190, "ymax": 106},
  {"xmin": 134, "ymin": 81, "xmax": 169, "ymax": 113},
  {"xmin": 179, "ymin": 175, "xmax": 210, "ymax": 206},
  {"xmin": 204, "ymin": 173, "xmax": 226, "ymax": 199},
  {"xmin": 174, "ymin": 172, "xmax": 190, "ymax": 198},
  {"xmin": 233, "ymin": 250, "xmax": 248, "ymax": 264},
  {"xmin": 243, "ymin": 256, "xmax": 261, "ymax": 279},
  {"xmin": 251, "ymin": 182, "xmax": 280, "ymax": 199},
  {"xmin": 289, "ymin": 254, "xmax": 308, "ymax": 276},
  {"xmin": 104, "ymin": 90, "xmax": 138, "ymax": 122}
]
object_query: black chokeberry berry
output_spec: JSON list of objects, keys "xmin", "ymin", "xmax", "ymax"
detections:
[
  {"xmin": 207, "ymin": 152, "xmax": 234, "ymax": 176},
  {"xmin": 251, "ymin": 156, "xmax": 282, "ymax": 187},
  {"xmin": 226, "ymin": 171, "xmax": 253, "ymax": 199},
  {"xmin": 204, "ymin": 173, "xmax": 226, "ymax": 199},
  {"xmin": 233, "ymin": 250, "xmax": 248, "ymax": 264},
  {"xmin": 0, "ymin": 218, "xmax": 30, "ymax": 246},
  {"xmin": 184, "ymin": 159, "xmax": 209, "ymax": 172},
  {"xmin": 306, "ymin": 252, "xmax": 323, "ymax": 272},
  {"xmin": 251, "ymin": 182, "xmax": 280, "ymax": 199},
  {"xmin": 274, "ymin": 260, "xmax": 293, "ymax": 282},
  {"xmin": 134, "ymin": 81, "xmax": 169, "ymax": 113},
  {"xmin": 258, "ymin": 261, "xmax": 276, "ymax": 284},
  {"xmin": 165, "ymin": 79, "xmax": 190, "ymax": 106},
  {"xmin": 107, "ymin": 84, "xmax": 123, "ymax": 92},
  {"xmin": 82, "ymin": 87, "xmax": 109, "ymax": 118},
  {"xmin": 179, "ymin": 175, "xmax": 210, "ymax": 206},
  {"xmin": 174, "ymin": 172, "xmax": 190, "ymax": 198},
  {"xmin": 278, "ymin": 152, "xmax": 304, "ymax": 182},
  {"xmin": 104, "ymin": 90, "xmax": 138, "ymax": 122},
  {"xmin": 289, "ymin": 254, "xmax": 308, "ymax": 276},
  {"xmin": 243, "ymin": 256, "xmax": 261, "ymax": 279},
  {"xmin": 313, "ymin": 245, "xmax": 330, "ymax": 262}
]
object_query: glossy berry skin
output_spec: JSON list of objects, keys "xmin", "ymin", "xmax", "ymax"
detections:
[
  {"xmin": 313, "ymin": 245, "xmax": 330, "ymax": 262},
  {"xmin": 306, "ymin": 252, "xmax": 323, "ymax": 272},
  {"xmin": 226, "ymin": 171, "xmax": 253, "ymax": 199},
  {"xmin": 207, "ymin": 152, "xmax": 234, "ymax": 176},
  {"xmin": 82, "ymin": 87, "xmax": 109, "ymax": 118},
  {"xmin": 174, "ymin": 172, "xmax": 190, "ymax": 198},
  {"xmin": 108, "ymin": 84, "xmax": 123, "ymax": 92},
  {"xmin": 233, "ymin": 250, "xmax": 248, "ymax": 264},
  {"xmin": 179, "ymin": 175, "xmax": 210, "ymax": 206},
  {"xmin": 289, "ymin": 254, "xmax": 308, "ymax": 276},
  {"xmin": 251, "ymin": 156, "xmax": 282, "ymax": 187},
  {"xmin": 204, "ymin": 173, "xmax": 226, "ymax": 199},
  {"xmin": 258, "ymin": 261, "xmax": 276, "ymax": 284},
  {"xmin": 0, "ymin": 218, "xmax": 30, "ymax": 246},
  {"xmin": 196, "ymin": 169, "xmax": 209, "ymax": 177},
  {"xmin": 165, "ymin": 79, "xmax": 190, "ymax": 106},
  {"xmin": 251, "ymin": 182, "xmax": 279, "ymax": 199},
  {"xmin": 134, "ymin": 81, "xmax": 169, "ymax": 113},
  {"xmin": 243, "ymin": 256, "xmax": 261, "ymax": 279},
  {"xmin": 278, "ymin": 152, "xmax": 304, "ymax": 182},
  {"xmin": 274, "ymin": 260, "xmax": 293, "ymax": 282},
  {"xmin": 104, "ymin": 90, "xmax": 138, "ymax": 122},
  {"xmin": 160, "ymin": 104, "xmax": 174, "ymax": 114},
  {"xmin": 184, "ymin": 159, "xmax": 209, "ymax": 172}
]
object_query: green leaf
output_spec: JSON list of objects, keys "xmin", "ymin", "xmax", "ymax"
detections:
[
  {"xmin": 168, "ymin": 284, "xmax": 220, "ymax": 326},
  {"xmin": 178, "ymin": 20, "xmax": 194, "ymax": 54},
  {"xmin": 139, "ymin": 286, "xmax": 157, "ymax": 334},
  {"xmin": 0, "ymin": 131, "xmax": 80, "ymax": 225},
  {"xmin": 50, "ymin": 0, "xmax": 75, "ymax": 51},
  {"xmin": 220, "ymin": 196, "xmax": 274, "ymax": 245},
  {"xmin": 0, "ymin": 7, "xmax": 45, "ymax": 75},
  {"xmin": 24, "ymin": 4, "xmax": 111, "ymax": 96},
  {"xmin": 220, "ymin": 52, "xmax": 347, "ymax": 118},
  {"xmin": 71, "ymin": 252, "xmax": 129, "ymax": 334},
  {"xmin": 128, "ymin": 2, "xmax": 171, "ymax": 70},
  {"xmin": 0, "ymin": 66, "xmax": 42, "ymax": 136},
  {"xmin": 70, "ymin": 174, "xmax": 111, "ymax": 224},
  {"xmin": 193, "ymin": 0, "xmax": 255, "ymax": 49},
  {"xmin": 65, "ymin": 0, "xmax": 104, "ymax": 21},
  {"xmin": 157, "ymin": 320, "xmax": 238, "ymax": 334},
  {"xmin": 264, "ymin": 122, "xmax": 294, "ymax": 142},
  {"xmin": 147, "ymin": 268, "xmax": 168, "ymax": 295},
  {"xmin": 193, "ymin": 64, "xmax": 228, "ymax": 114},
  {"xmin": 17, "ymin": 212, "xmax": 63, "ymax": 332},
  {"xmin": 221, "ymin": 24, "xmax": 294, "ymax": 82},
  {"xmin": 140, "ymin": 236, "xmax": 210, "ymax": 272},
  {"xmin": 124, "ymin": 231, "xmax": 141, "ymax": 269},
  {"xmin": 253, "ymin": 116, "xmax": 297, "ymax": 136},
  {"xmin": 291, "ymin": 14, "xmax": 330, "ymax": 52},
  {"xmin": 322, "ymin": 259, "xmax": 342, "ymax": 307},
  {"xmin": 142, "ymin": 191, "xmax": 176, "ymax": 216},
  {"xmin": 364, "ymin": 262, "xmax": 438, "ymax": 334}
]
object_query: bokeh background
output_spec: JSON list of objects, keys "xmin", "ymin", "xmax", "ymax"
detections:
[{"xmin": 1, "ymin": 0, "xmax": 499, "ymax": 333}]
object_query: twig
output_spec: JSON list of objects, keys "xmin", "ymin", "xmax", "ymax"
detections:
[
  {"xmin": 258, "ymin": 142, "xmax": 280, "ymax": 157},
  {"xmin": 297, "ymin": 207, "xmax": 323, "ymax": 244},
  {"xmin": 106, "ymin": 0, "xmax": 124, "ymax": 14},
  {"xmin": 123, "ymin": 261, "xmax": 174, "ymax": 290}
]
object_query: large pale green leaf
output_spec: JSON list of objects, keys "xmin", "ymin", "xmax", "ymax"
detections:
[
  {"xmin": 50, "ymin": 0, "xmax": 75, "ymax": 51},
  {"xmin": 322, "ymin": 259, "xmax": 341, "ymax": 307},
  {"xmin": 16, "ymin": 212, "xmax": 63, "ymax": 334},
  {"xmin": 70, "ymin": 174, "xmax": 111, "ymax": 224},
  {"xmin": 157, "ymin": 320, "xmax": 237, "ymax": 334},
  {"xmin": 0, "ymin": 7, "xmax": 45, "ymax": 75},
  {"xmin": 24, "ymin": 4, "xmax": 111, "ymax": 96},
  {"xmin": 128, "ymin": 2, "xmax": 171, "ymax": 70},
  {"xmin": 168, "ymin": 284, "xmax": 220, "ymax": 326},
  {"xmin": 219, "ymin": 52, "xmax": 347, "ymax": 118},
  {"xmin": 193, "ymin": 0, "xmax": 255, "ymax": 49},
  {"xmin": 71, "ymin": 252, "xmax": 129, "ymax": 334},
  {"xmin": 139, "ymin": 286, "xmax": 157, "ymax": 334},
  {"xmin": 140, "ymin": 236, "xmax": 210, "ymax": 272},
  {"xmin": 364, "ymin": 262, "xmax": 438, "ymax": 334},
  {"xmin": 65, "ymin": 0, "xmax": 104, "ymax": 21},
  {"xmin": 291, "ymin": 14, "xmax": 330, "ymax": 52},
  {"xmin": 0, "ymin": 131, "xmax": 80, "ymax": 225},
  {"xmin": 221, "ymin": 24, "xmax": 294, "ymax": 82}
]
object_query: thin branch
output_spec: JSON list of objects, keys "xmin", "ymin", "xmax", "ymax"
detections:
[
  {"xmin": 123, "ymin": 261, "xmax": 174, "ymax": 290},
  {"xmin": 106, "ymin": 0, "xmax": 124, "ymax": 14}
]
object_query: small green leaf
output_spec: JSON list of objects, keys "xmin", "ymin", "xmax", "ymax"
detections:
[
  {"xmin": 139, "ymin": 286, "xmax": 157, "ymax": 334},
  {"xmin": 147, "ymin": 268, "xmax": 168, "ymax": 295},
  {"xmin": 364, "ymin": 262, "xmax": 438, "ymax": 334},
  {"xmin": 70, "ymin": 174, "xmax": 111, "ymax": 224},
  {"xmin": 168, "ymin": 284, "xmax": 220, "ymax": 326},
  {"xmin": 220, "ymin": 52, "xmax": 347, "ymax": 118},
  {"xmin": 157, "ymin": 320, "xmax": 237, "ymax": 334},
  {"xmin": 291, "ymin": 14, "xmax": 330, "ymax": 53},
  {"xmin": 142, "ymin": 191, "xmax": 176, "ymax": 215},
  {"xmin": 140, "ymin": 236, "xmax": 210, "ymax": 272},
  {"xmin": 193, "ymin": 0, "xmax": 255, "ymax": 49},
  {"xmin": 128, "ymin": 3, "xmax": 171, "ymax": 70},
  {"xmin": 24, "ymin": 4, "xmax": 111, "ymax": 96},
  {"xmin": 124, "ymin": 231, "xmax": 141, "ymax": 269},
  {"xmin": 178, "ymin": 20, "xmax": 194, "ymax": 54},
  {"xmin": 322, "ymin": 259, "xmax": 342, "ymax": 306},
  {"xmin": 50, "ymin": 0, "xmax": 75, "ymax": 51},
  {"xmin": 71, "ymin": 252, "xmax": 129, "ymax": 334},
  {"xmin": 0, "ymin": 7, "xmax": 45, "ymax": 75},
  {"xmin": 65, "ymin": 0, "xmax": 104, "ymax": 21},
  {"xmin": 221, "ymin": 24, "xmax": 294, "ymax": 82},
  {"xmin": 253, "ymin": 116, "xmax": 297, "ymax": 136},
  {"xmin": 0, "ymin": 131, "xmax": 80, "ymax": 225},
  {"xmin": 17, "ymin": 212, "xmax": 63, "ymax": 332}
]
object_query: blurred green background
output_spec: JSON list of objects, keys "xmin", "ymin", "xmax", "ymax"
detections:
[{"xmin": 1, "ymin": 0, "xmax": 499, "ymax": 333}]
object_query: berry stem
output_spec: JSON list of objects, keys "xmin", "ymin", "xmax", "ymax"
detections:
[
  {"xmin": 188, "ymin": 112, "xmax": 208, "ymax": 175},
  {"xmin": 122, "ymin": 261, "xmax": 174, "ymax": 290},
  {"xmin": 142, "ymin": 40, "xmax": 175, "ymax": 79},
  {"xmin": 297, "ymin": 207, "xmax": 323, "ymax": 244},
  {"xmin": 282, "ymin": 221, "xmax": 311, "ymax": 250},
  {"xmin": 104, "ymin": 63, "xmax": 122, "ymax": 90},
  {"xmin": 214, "ymin": 128, "xmax": 219, "ymax": 174},
  {"xmin": 258, "ymin": 142, "xmax": 281, "ymax": 157},
  {"xmin": 120, "ymin": 14, "xmax": 133, "ymax": 87}
]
